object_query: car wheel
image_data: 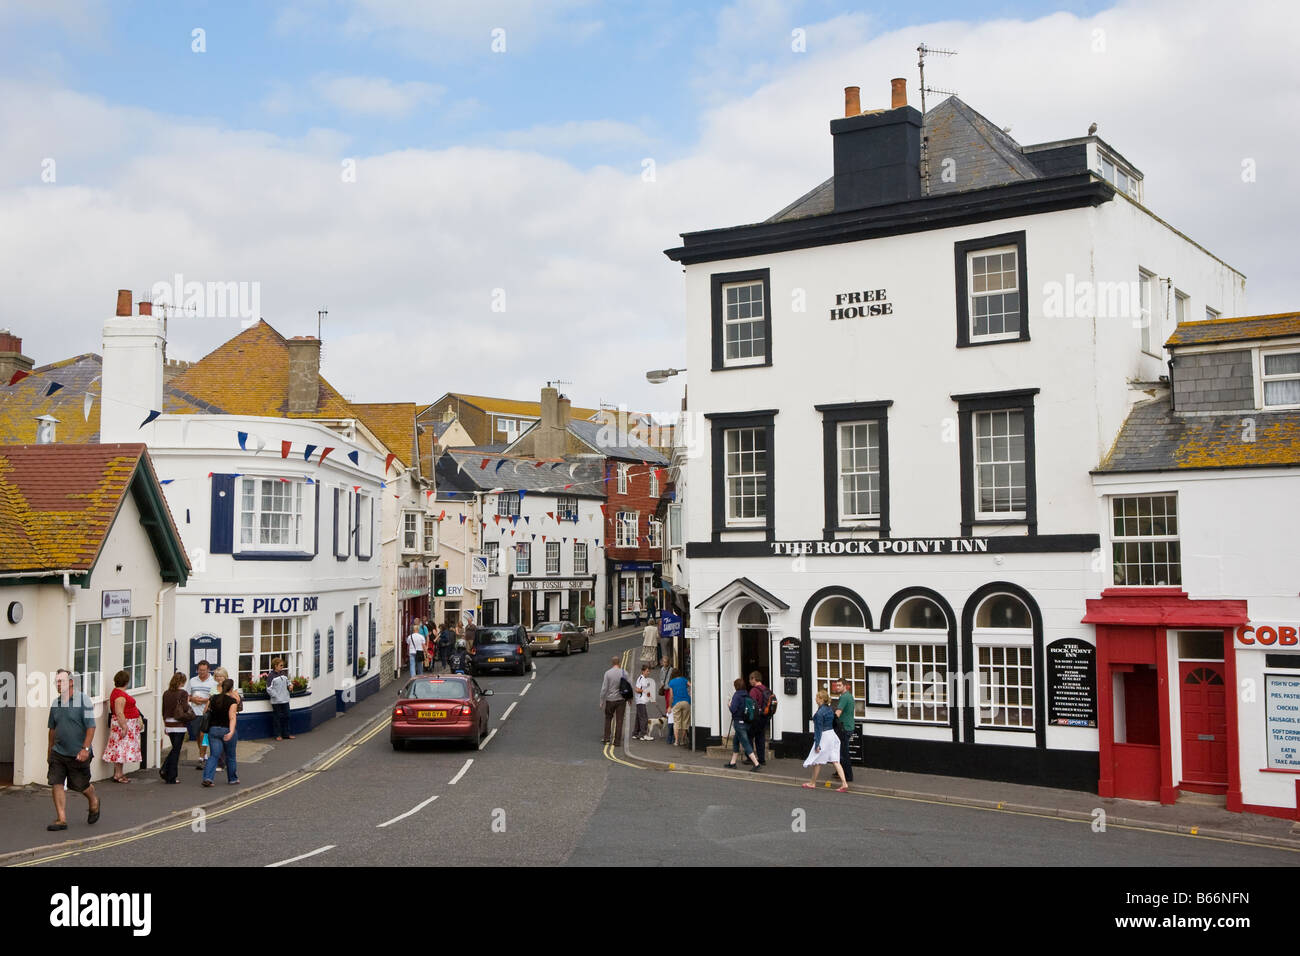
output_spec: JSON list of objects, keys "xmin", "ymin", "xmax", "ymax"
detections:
[
  {"xmin": 582, "ymin": 638, "xmax": 590, "ymax": 653},
  {"xmin": 391, "ymin": 738, "xmax": 405, "ymax": 751},
  {"xmin": 563, "ymin": 640, "xmax": 572, "ymax": 657},
  {"xmin": 517, "ymin": 660, "xmax": 527, "ymax": 676}
]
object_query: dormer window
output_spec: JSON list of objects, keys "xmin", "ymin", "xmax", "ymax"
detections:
[
  {"xmin": 1095, "ymin": 150, "xmax": 1141, "ymax": 201},
  {"xmin": 1261, "ymin": 349, "xmax": 1300, "ymax": 408}
]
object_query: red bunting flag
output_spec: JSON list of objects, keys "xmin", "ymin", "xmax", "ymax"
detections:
[
  {"xmin": 385, "ymin": 453, "xmax": 396, "ymax": 474},
  {"xmin": 319, "ymin": 446, "xmax": 335, "ymax": 465},
  {"xmin": 534, "ymin": 460, "xmax": 544, "ymax": 468},
  {"xmin": 438, "ymin": 510, "xmax": 445, "ymax": 520},
  {"xmin": 480, "ymin": 459, "xmax": 490, "ymax": 469},
  {"xmin": 510, "ymin": 530, "xmax": 516, "ymax": 537},
  {"xmin": 426, "ymin": 489, "xmax": 434, "ymax": 498},
  {"xmin": 599, "ymin": 505, "xmax": 607, "ymax": 515},
  {"xmin": 281, "ymin": 440, "xmax": 292, "ymax": 459},
  {"xmin": 542, "ymin": 535, "xmax": 546, "ymax": 542},
  {"xmin": 493, "ymin": 515, "xmax": 501, "ymax": 525},
  {"xmin": 546, "ymin": 511, "xmax": 555, "ymax": 521},
  {"xmin": 7, "ymin": 369, "xmax": 30, "ymax": 386},
  {"xmin": 352, "ymin": 485, "xmax": 360, "ymax": 493},
  {"xmin": 563, "ymin": 484, "xmax": 572, "ymax": 490}
]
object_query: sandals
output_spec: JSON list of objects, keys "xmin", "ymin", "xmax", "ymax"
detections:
[
  {"xmin": 837, "ymin": 785, "xmax": 849, "ymax": 792},
  {"xmin": 801, "ymin": 782, "xmax": 815, "ymax": 789},
  {"xmin": 111, "ymin": 776, "xmax": 131, "ymax": 784}
]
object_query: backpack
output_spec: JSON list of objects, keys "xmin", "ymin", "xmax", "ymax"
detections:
[
  {"xmin": 758, "ymin": 685, "xmax": 778, "ymax": 719},
  {"xmin": 618, "ymin": 675, "xmax": 635, "ymax": 701},
  {"xmin": 739, "ymin": 693, "xmax": 757, "ymax": 723}
]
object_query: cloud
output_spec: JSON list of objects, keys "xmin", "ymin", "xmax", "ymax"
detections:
[
  {"xmin": 499, "ymin": 119, "xmax": 651, "ymax": 151},
  {"xmin": 262, "ymin": 74, "xmax": 445, "ymax": 119}
]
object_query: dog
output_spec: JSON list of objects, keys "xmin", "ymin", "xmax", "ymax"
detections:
[{"xmin": 643, "ymin": 716, "xmax": 668, "ymax": 740}]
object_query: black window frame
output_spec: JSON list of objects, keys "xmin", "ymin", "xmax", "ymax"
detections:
[
  {"xmin": 816, "ymin": 400, "xmax": 892, "ymax": 539},
  {"xmin": 705, "ymin": 409, "xmax": 777, "ymax": 542},
  {"xmin": 952, "ymin": 388, "xmax": 1039, "ymax": 537},
  {"xmin": 954, "ymin": 231, "xmax": 1029, "ymax": 348},
  {"xmin": 711, "ymin": 268, "xmax": 773, "ymax": 371}
]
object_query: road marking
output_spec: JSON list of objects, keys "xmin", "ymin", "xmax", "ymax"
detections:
[
  {"xmin": 530, "ymin": 667, "xmax": 537, "ymax": 681},
  {"xmin": 478, "ymin": 728, "xmax": 498, "ymax": 750},
  {"xmin": 267, "ymin": 844, "xmax": 336, "ymax": 867},
  {"xmin": 602, "ymin": 738, "xmax": 643, "ymax": 771},
  {"xmin": 448, "ymin": 758, "xmax": 474, "ymax": 785},
  {"xmin": 519, "ymin": 682, "xmax": 531, "ymax": 697},
  {"xmin": 377, "ymin": 795, "xmax": 439, "ymax": 829},
  {"xmin": 499, "ymin": 701, "xmax": 518, "ymax": 722}
]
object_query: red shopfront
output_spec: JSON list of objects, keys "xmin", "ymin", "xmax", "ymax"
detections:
[
  {"xmin": 398, "ymin": 564, "xmax": 430, "ymax": 670},
  {"xmin": 1083, "ymin": 588, "xmax": 1247, "ymax": 807}
]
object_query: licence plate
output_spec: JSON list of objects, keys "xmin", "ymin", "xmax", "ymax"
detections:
[
  {"xmin": 418, "ymin": 710, "xmax": 447, "ymax": 719},
  {"xmin": 538, "ymin": 637, "xmax": 553, "ymax": 643},
  {"xmin": 489, "ymin": 657, "xmax": 505, "ymax": 663}
]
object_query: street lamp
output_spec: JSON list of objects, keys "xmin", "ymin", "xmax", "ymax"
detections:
[{"xmin": 645, "ymin": 367, "xmax": 686, "ymax": 385}]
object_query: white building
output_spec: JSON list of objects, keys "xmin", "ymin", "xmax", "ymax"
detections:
[{"xmin": 663, "ymin": 77, "xmax": 1245, "ymax": 789}]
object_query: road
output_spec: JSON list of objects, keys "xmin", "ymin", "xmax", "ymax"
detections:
[{"xmin": 21, "ymin": 631, "xmax": 1299, "ymax": 867}]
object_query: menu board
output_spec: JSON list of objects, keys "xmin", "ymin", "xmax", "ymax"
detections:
[
  {"xmin": 1046, "ymin": 638, "xmax": 1097, "ymax": 727},
  {"xmin": 1265, "ymin": 674, "xmax": 1300, "ymax": 770},
  {"xmin": 779, "ymin": 637, "xmax": 802, "ymax": 678}
]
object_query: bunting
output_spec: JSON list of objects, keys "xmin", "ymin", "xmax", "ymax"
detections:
[
  {"xmin": 83, "ymin": 392, "xmax": 94, "ymax": 421},
  {"xmin": 518, "ymin": 489, "xmax": 527, "ymax": 499},
  {"xmin": 493, "ymin": 515, "xmax": 501, "ymax": 525},
  {"xmin": 347, "ymin": 450, "xmax": 359, "ymax": 466},
  {"xmin": 304, "ymin": 444, "xmax": 317, "ymax": 461},
  {"xmin": 7, "ymin": 369, "xmax": 30, "ymax": 386},
  {"xmin": 237, "ymin": 431, "xmax": 249, "ymax": 450},
  {"xmin": 481, "ymin": 459, "xmax": 490, "ymax": 469},
  {"xmin": 281, "ymin": 440, "xmax": 292, "ymax": 459},
  {"xmin": 385, "ymin": 453, "xmax": 396, "ymax": 474},
  {"xmin": 44, "ymin": 381, "xmax": 64, "ymax": 397},
  {"xmin": 319, "ymin": 446, "xmax": 335, "ymax": 465},
  {"xmin": 139, "ymin": 409, "xmax": 161, "ymax": 428},
  {"xmin": 495, "ymin": 460, "xmax": 505, "ymax": 473}
]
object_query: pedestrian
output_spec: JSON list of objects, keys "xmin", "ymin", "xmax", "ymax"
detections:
[
  {"xmin": 438, "ymin": 623, "xmax": 454, "ymax": 672},
  {"xmin": 748, "ymin": 670, "xmax": 773, "ymax": 766},
  {"xmin": 599, "ymin": 655, "xmax": 632, "ymax": 746},
  {"xmin": 463, "ymin": 620, "xmax": 476, "ymax": 654},
  {"xmin": 160, "ymin": 672, "xmax": 194, "ymax": 784},
  {"xmin": 103, "ymin": 670, "xmax": 142, "ymax": 783},
  {"xmin": 186, "ymin": 659, "xmax": 218, "ymax": 770},
  {"xmin": 211, "ymin": 666, "xmax": 240, "ymax": 773},
  {"xmin": 202, "ymin": 678, "xmax": 240, "ymax": 787},
  {"xmin": 46, "ymin": 669, "xmax": 100, "ymax": 831},
  {"xmin": 657, "ymin": 627, "xmax": 673, "ymax": 670},
  {"xmin": 666, "ymin": 668, "xmax": 691, "ymax": 748},
  {"xmin": 640, "ymin": 619, "xmax": 658, "ymax": 667},
  {"xmin": 406, "ymin": 621, "xmax": 427, "ymax": 677},
  {"xmin": 634, "ymin": 664, "xmax": 656, "ymax": 740},
  {"xmin": 724, "ymin": 678, "xmax": 762, "ymax": 771},
  {"xmin": 802, "ymin": 689, "xmax": 848, "ymax": 791},
  {"xmin": 584, "ymin": 601, "xmax": 596, "ymax": 633},
  {"xmin": 268, "ymin": 657, "xmax": 294, "ymax": 740},
  {"xmin": 662, "ymin": 681, "xmax": 675, "ymax": 744},
  {"xmin": 833, "ymin": 676, "xmax": 856, "ymax": 783}
]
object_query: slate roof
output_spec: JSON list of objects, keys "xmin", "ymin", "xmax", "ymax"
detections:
[
  {"xmin": 0, "ymin": 443, "xmax": 190, "ymax": 580},
  {"xmin": 351, "ymin": 402, "xmax": 418, "ymax": 470},
  {"xmin": 1097, "ymin": 395, "xmax": 1300, "ymax": 472},
  {"xmin": 1167, "ymin": 313, "xmax": 1300, "ymax": 348},
  {"xmin": 440, "ymin": 451, "xmax": 607, "ymax": 496},
  {"xmin": 566, "ymin": 418, "xmax": 669, "ymax": 465}
]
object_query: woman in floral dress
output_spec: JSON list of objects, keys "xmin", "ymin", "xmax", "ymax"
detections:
[{"xmin": 103, "ymin": 670, "xmax": 142, "ymax": 782}]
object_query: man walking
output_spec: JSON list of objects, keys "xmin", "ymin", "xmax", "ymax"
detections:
[
  {"xmin": 633, "ymin": 664, "xmax": 656, "ymax": 740},
  {"xmin": 186, "ymin": 659, "xmax": 217, "ymax": 770},
  {"xmin": 832, "ymin": 677, "xmax": 855, "ymax": 783},
  {"xmin": 748, "ymin": 670, "xmax": 772, "ymax": 766},
  {"xmin": 600, "ymin": 656, "xmax": 631, "ymax": 746},
  {"xmin": 406, "ymin": 622, "xmax": 427, "ymax": 677},
  {"xmin": 666, "ymin": 668, "xmax": 691, "ymax": 748},
  {"xmin": 46, "ymin": 669, "xmax": 100, "ymax": 831}
]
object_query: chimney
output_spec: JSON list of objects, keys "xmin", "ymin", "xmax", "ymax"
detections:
[
  {"xmin": 891, "ymin": 77, "xmax": 907, "ymax": 109},
  {"xmin": 0, "ymin": 329, "xmax": 35, "ymax": 385},
  {"xmin": 139, "ymin": 300, "xmax": 152, "ymax": 316},
  {"xmin": 101, "ymin": 289, "xmax": 165, "ymax": 442},
  {"xmin": 287, "ymin": 336, "xmax": 321, "ymax": 415},
  {"xmin": 536, "ymin": 386, "xmax": 571, "ymax": 460},
  {"xmin": 830, "ymin": 79, "xmax": 923, "ymax": 212},
  {"xmin": 35, "ymin": 414, "xmax": 60, "ymax": 444},
  {"xmin": 844, "ymin": 86, "xmax": 861, "ymax": 118}
]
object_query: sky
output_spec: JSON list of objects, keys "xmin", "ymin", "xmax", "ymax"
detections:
[{"xmin": 0, "ymin": 0, "xmax": 1296, "ymax": 419}]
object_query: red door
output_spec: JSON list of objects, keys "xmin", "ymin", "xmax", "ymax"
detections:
[{"xmin": 1179, "ymin": 662, "xmax": 1227, "ymax": 788}]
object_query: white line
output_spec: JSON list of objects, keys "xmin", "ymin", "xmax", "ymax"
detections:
[
  {"xmin": 500, "ymin": 701, "xmax": 518, "ymax": 722},
  {"xmin": 519, "ymin": 683, "xmax": 531, "ymax": 697},
  {"xmin": 376, "ymin": 794, "xmax": 439, "ymax": 829},
  {"xmin": 479, "ymin": 728, "xmax": 498, "ymax": 750},
  {"xmin": 266, "ymin": 844, "xmax": 336, "ymax": 867},
  {"xmin": 448, "ymin": 758, "xmax": 474, "ymax": 785},
  {"xmin": 530, "ymin": 667, "xmax": 537, "ymax": 681}
]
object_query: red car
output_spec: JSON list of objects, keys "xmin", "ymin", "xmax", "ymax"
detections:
[{"xmin": 390, "ymin": 675, "xmax": 494, "ymax": 750}]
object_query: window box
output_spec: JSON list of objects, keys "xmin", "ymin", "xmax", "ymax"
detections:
[
  {"xmin": 710, "ymin": 269, "xmax": 772, "ymax": 370},
  {"xmin": 954, "ymin": 232, "xmax": 1029, "ymax": 347}
]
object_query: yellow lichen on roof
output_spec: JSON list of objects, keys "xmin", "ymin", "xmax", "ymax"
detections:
[
  {"xmin": 1167, "ymin": 312, "xmax": 1300, "ymax": 347},
  {"xmin": 352, "ymin": 402, "xmax": 418, "ymax": 469},
  {"xmin": 1175, "ymin": 419, "xmax": 1300, "ymax": 468},
  {"xmin": 448, "ymin": 393, "xmax": 602, "ymax": 421}
]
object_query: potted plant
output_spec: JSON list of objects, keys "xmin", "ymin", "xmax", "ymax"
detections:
[
  {"xmin": 240, "ymin": 675, "xmax": 270, "ymax": 700},
  {"xmin": 290, "ymin": 675, "xmax": 309, "ymax": 696},
  {"xmin": 356, "ymin": 656, "xmax": 367, "ymax": 676}
]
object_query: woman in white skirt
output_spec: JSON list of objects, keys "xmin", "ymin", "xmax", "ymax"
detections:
[{"xmin": 802, "ymin": 689, "xmax": 848, "ymax": 791}]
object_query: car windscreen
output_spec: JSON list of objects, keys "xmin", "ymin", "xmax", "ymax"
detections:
[
  {"xmin": 476, "ymin": 628, "xmax": 519, "ymax": 644},
  {"xmin": 406, "ymin": 679, "xmax": 469, "ymax": 700}
]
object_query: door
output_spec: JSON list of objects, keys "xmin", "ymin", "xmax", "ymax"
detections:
[
  {"xmin": 1179, "ymin": 661, "xmax": 1228, "ymax": 787},
  {"xmin": 483, "ymin": 601, "xmax": 498, "ymax": 626},
  {"xmin": 740, "ymin": 630, "xmax": 770, "ymax": 686},
  {"xmin": 0, "ymin": 638, "xmax": 17, "ymax": 785}
]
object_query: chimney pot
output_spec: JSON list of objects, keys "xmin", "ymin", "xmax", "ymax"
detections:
[
  {"xmin": 844, "ymin": 86, "xmax": 861, "ymax": 118},
  {"xmin": 138, "ymin": 301, "xmax": 152, "ymax": 316},
  {"xmin": 891, "ymin": 77, "xmax": 907, "ymax": 109},
  {"xmin": 116, "ymin": 290, "xmax": 132, "ymax": 316}
]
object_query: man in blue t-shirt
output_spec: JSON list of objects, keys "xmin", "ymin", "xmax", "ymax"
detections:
[
  {"xmin": 47, "ymin": 669, "xmax": 100, "ymax": 831},
  {"xmin": 666, "ymin": 670, "xmax": 691, "ymax": 749}
]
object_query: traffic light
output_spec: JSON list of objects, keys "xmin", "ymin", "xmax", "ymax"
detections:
[{"xmin": 433, "ymin": 568, "xmax": 447, "ymax": 598}]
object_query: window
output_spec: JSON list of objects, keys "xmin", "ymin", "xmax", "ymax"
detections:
[
  {"xmin": 573, "ymin": 541, "xmax": 588, "ymax": 575},
  {"xmin": 327, "ymin": 626, "xmax": 334, "ymax": 673},
  {"xmin": 1174, "ymin": 289, "xmax": 1189, "ymax": 328},
  {"xmin": 839, "ymin": 421, "xmax": 880, "ymax": 520},
  {"xmin": 668, "ymin": 503, "xmax": 682, "ymax": 549},
  {"xmin": 334, "ymin": 488, "xmax": 351, "ymax": 559},
  {"xmin": 546, "ymin": 541, "xmax": 561, "ymax": 574},
  {"xmin": 1095, "ymin": 152, "xmax": 1141, "ymax": 200},
  {"xmin": 813, "ymin": 597, "xmax": 865, "ymax": 629},
  {"xmin": 724, "ymin": 427, "xmax": 766, "ymax": 525},
  {"xmin": 974, "ymin": 410, "xmax": 1026, "ymax": 518},
  {"xmin": 122, "ymin": 619, "xmax": 148, "ymax": 690},
  {"xmin": 423, "ymin": 517, "xmax": 435, "ymax": 554},
  {"xmin": 1206, "ymin": 306, "xmax": 1220, "ymax": 321},
  {"xmin": 616, "ymin": 511, "xmax": 638, "ymax": 548},
  {"xmin": 239, "ymin": 477, "xmax": 306, "ymax": 551},
  {"xmin": 74, "ymin": 622, "xmax": 102, "ymax": 697},
  {"xmin": 556, "ymin": 495, "xmax": 578, "ymax": 522},
  {"xmin": 1138, "ymin": 269, "xmax": 1157, "ymax": 355},
  {"xmin": 1111, "ymin": 494, "xmax": 1181, "ymax": 586},
  {"xmin": 616, "ymin": 463, "xmax": 629, "ymax": 495},
  {"xmin": 647, "ymin": 518, "xmax": 663, "ymax": 549},
  {"xmin": 238, "ymin": 616, "xmax": 304, "ymax": 686},
  {"xmin": 1261, "ymin": 349, "xmax": 1300, "ymax": 408},
  {"xmin": 649, "ymin": 468, "xmax": 660, "ymax": 499},
  {"xmin": 484, "ymin": 541, "xmax": 500, "ymax": 576},
  {"xmin": 710, "ymin": 269, "xmax": 771, "ymax": 370},
  {"xmin": 813, "ymin": 641, "xmax": 865, "ymax": 719},
  {"xmin": 516, "ymin": 542, "xmax": 531, "ymax": 575},
  {"xmin": 402, "ymin": 513, "xmax": 420, "ymax": 552},
  {"xmin": 954, "ymin": 232, "xmax": 1028, "ymax": 347},
  {"xmin": 892, "ymin": 597, "xmax": 946, "ymax": 630},
  {"xmin": 497, "ymin": 493, "xmax": 520, "ymax": 518},
  {"xmin": 977, "ymin": 646, "xmax": 1035, "ymax": 729},
  {"xmin": 895, "ymin": 644, "xmax": 948, "ymax": 723},
  {"xmin": 355, "ymin": 493, "xmax": 374, "ymax": 557}
]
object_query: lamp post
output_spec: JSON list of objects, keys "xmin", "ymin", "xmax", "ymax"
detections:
[{"xmin": 645, "ymin": 367, "xmax": 685, "ymax": 385}]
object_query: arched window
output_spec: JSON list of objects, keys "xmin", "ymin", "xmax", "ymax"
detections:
[
  {"xmin": 738, "ymin": 602, "xmax": 769, "ymax": 627},
  {"xmin": 813, "ymin": 597, "xmax": 865, "ymax": 629},
  {"xmin": 892, "ymin": 597, "xmax": 947, "ymax": 630},
  {"xmin": 889, "ymin": 595, "xmax": 948, "ymax": 724},
  {"xmin": 972, "ymin": 592, "xmax": 1034, "ymax": 730}
]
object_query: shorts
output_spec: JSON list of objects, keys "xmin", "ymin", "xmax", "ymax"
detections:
[
  {"xmin": 47, "ymin": 750, "xmax": 92, "ymax": 792},
  {"xmin": 188, "ymin": 715, "xmax": 207, "ymax": 742}
]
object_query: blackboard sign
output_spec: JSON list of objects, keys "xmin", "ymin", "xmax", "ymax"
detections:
[
  {"xmin": 847, "ymin": 728, "xmax": 863, "ymax": 765},
  {"xmin": 1047, "ymin": 638, "xmax": 1097, "ymax": 726},
  {"xmin": 779, "ymin": 637, "xmax": 802, "ymax": 678}
]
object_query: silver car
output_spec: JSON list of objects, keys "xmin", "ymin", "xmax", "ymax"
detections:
[{"xmin": 529, "ymin": 621, "xmax": 589, "ymax": 656}]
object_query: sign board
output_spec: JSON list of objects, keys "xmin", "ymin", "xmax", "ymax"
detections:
[
  {"xmin": 1236, "ymin": 623, "xmax": 1299, "ymax": 649},
  {"xmin": 1046, "ymin": 638, "xmax": 1097, "ymax": 727},
  {"xmin": 684, "ymin": 627, "xmax": 701, "ymax": 642},
  {"xmin": 779, "ymin": 637, "xmax": 802, "ymax": 679},
  {"xmin": 659, "ymin": 611, "xmax": 682, "ymax": 638},
  {"xmin": 1265, "ymin": 674, "xmax": 1300, "ymax": 770},
  {"xmin": 101, "ymin": 590, "xmax": 132, "ymax": 619},
  {"xmin": 189, "ymin": 634, "xmax": 221, "ymax": 675},
  {"xmin": 512, "ymin": 578, "xmax": 592, "ymax": 591},
  {"xmin": 471, "ymin": 556, "xmax": 488, "ymax": 590},
  {"xmin": 846, "ymin": 728, "xmax": 864, "ymax": 765},
  {"xmin": 446, "ymin": 585, "xmax": 465, "ymax": 597}
]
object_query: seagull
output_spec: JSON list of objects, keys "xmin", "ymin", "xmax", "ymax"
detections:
[{"xmin": 1088, "ymin": 122, "xmax": 1098, "ymax": 135}]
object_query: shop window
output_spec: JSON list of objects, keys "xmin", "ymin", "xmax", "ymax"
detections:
[
  {"xmin": 74, "ymin": 622, "xmax": 102, "ymax": 698},
  {"xmin": 813, "ymin": 641, "xmax": 866, "ymax": 719},
  {"xmin": 977, "ymin": 646, "xmax": 1034, "ymax": 729},
  {"xmin": 239, "ymin": 616, "xmax": 304, "ymax": 686},
  {"xmin": 895, "ymin": 644, "xmax": 949, "ymax": 723},
  {"xmin": 1110, "ymin": 494, "xmax": 1180, "ymax": 586},
  {"xmin": 122, "ymin": 619, "xmax": 148, "ymax": 691},
  {"xmin": 813, "ymin": 597, "xmax": 865, "ymax": 629}
]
